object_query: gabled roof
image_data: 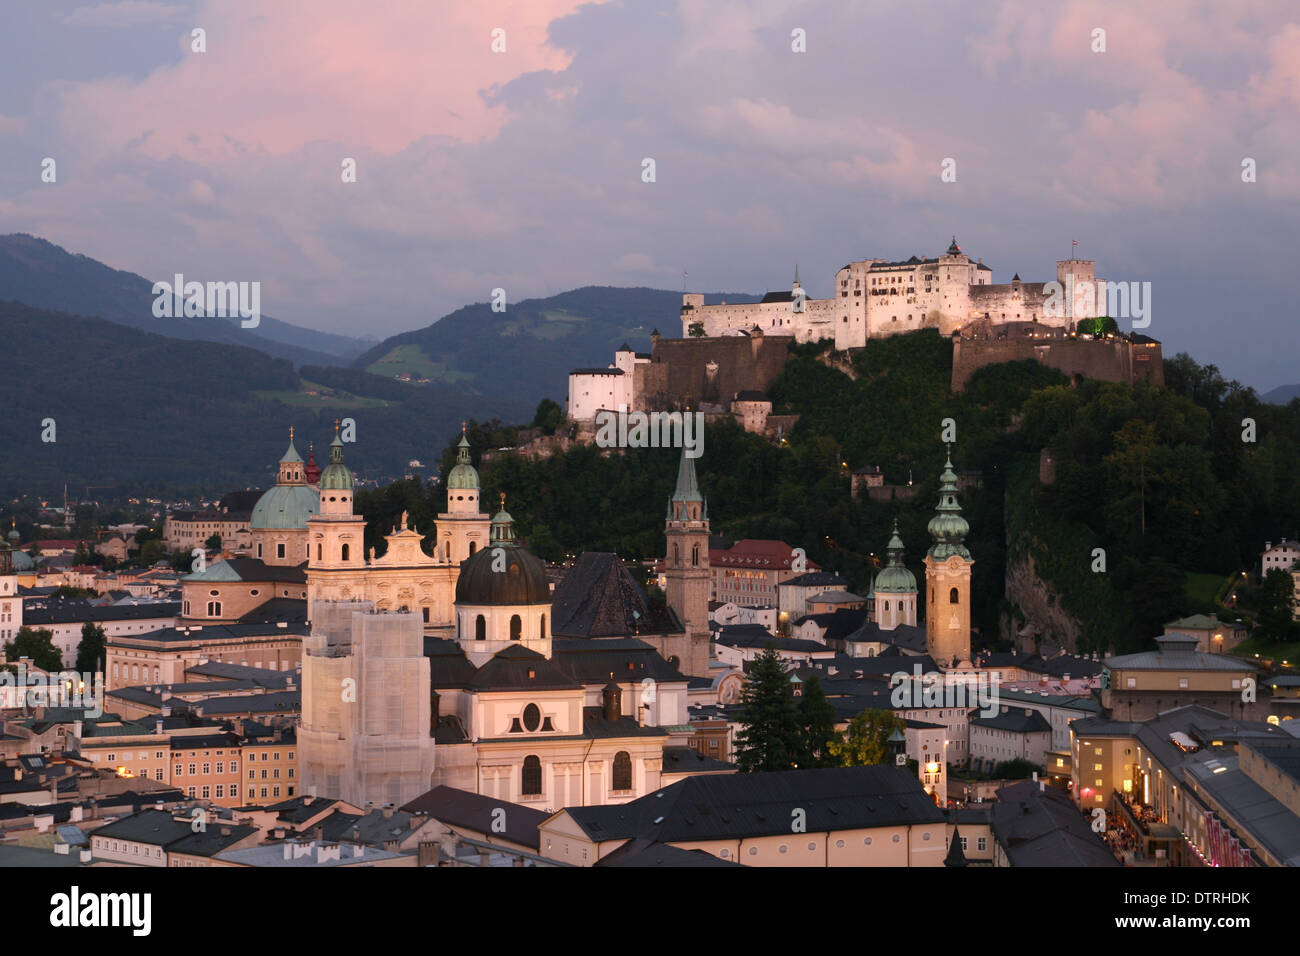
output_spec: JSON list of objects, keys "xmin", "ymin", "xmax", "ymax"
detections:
[
  {"xmin": 470, "ymin": 646, "xmax": 581, "ymax": 692},
  {"xmin": 551, "ymin": 552, "xmax": 682, "ymax": 638},
  {"xmin": 401, "ymin": 786, "xmax": 547, "ymax": 849}
]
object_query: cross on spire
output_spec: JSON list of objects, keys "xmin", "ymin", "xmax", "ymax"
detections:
[{"xmin": 289, "ymin": 425, "xmax": 294, "ymax": 442}]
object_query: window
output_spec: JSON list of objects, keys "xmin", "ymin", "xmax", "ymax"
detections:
[
  {"xmin": 341, "ymin": 543, "xmax": 350, "ymax": 562},
  {"xmin": 174, "ymin": 764, "xmax": 183, "ymax": 777},
  {"xmin": 188, "ymin": 763, "xmax": 196, "ymax": 775},
  {"xmin": 510, "ymin": 614, "xmax": 522, "ymax": 641},
  {"xmin": 977, "ymin": 837, "xmax": 987, "ymax": 851},
  {"xmin": 540, "ymin": 614, "xmax": 546, "ymax": 639},
  {"xmin": 155, "ymin": 769, "xmax": 164, "ymax": 781},
  {"xmin": 612, "ymin": 751, "xmax": 632, "ymax": 791},
  {"xmin": 216, "ymin": 762, "xmax": 224, "ymax": 774},
  {"xmin": 317, "ymin": 543, "xmax": 322, "ymax": 561},
  {"xmin": 522, "ymin": 755, "xmax": 542, "ymax": 796},
  {"xmin": 216, "ymin": 785, "xmax": 224, "ymax": 798},
  {"xmin": 276, "ymin": 543, "xmax": 285, "ymax": 559},
  {"xmin": 206, "ymin": 600, "xmax": 221, "ymax": 617},
  {"xmin": 201, "ymin": 786, "xmax": 211, "ymax": 799},
  {"xmin": 475, "ymin": 615, "xmax": 486, "ymax": 641},
  {"xmin": 691, "ymin": 544, "xmax": 699, "ymax": 566},
  {"xmin": 202, "ymin": 763, "xmax": 210, "ymax": 775},
  {"xmin": 949, "ymin": 587, "xmax": 959, "ymax": 604},
  {"xmin": 523, "ymin": 703, "xmax": 541, "ymax": 732}
]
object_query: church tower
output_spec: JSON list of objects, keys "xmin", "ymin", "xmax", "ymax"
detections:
[
  {"xmin": 308, "ymin": 423, "xmax": 366, "ymax": 571},
  {"xmin": 924, "ymin": 453, "xmax": 973, "ymax": 667},
  {"xmin": 873, "ymin": 519, "xmax": 918, "ymax": 630},
  {"xmin": 436, "ymin": 427, "xmax": 490, "ymax": 564},
  {"xmin": 663, "ymin": 448, "xmax": 711, "ymax": 676}
]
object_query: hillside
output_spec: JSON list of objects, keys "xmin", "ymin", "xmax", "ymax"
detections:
[
  {"xmin": 352, "ymin": 286, "xmax": 761, "ymax": 405},
  {"xmin": 0, "ymin": 301, "xmax": 531, "ymax": 496},
  {"xmin": 0, "ymin": 234, "xmax": 369, "ymax": 367}
]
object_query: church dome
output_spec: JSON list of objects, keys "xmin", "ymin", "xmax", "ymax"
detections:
[
  {"xmin": 318, "ymin": 431, "xmax": 354, "ymax": 491},
  {"xmin": 874, "ymin": 519, "xmax": 917, "ymax": 593},
  {"xmin": 447, "ymin": 432, "xmax": 480, "ymax": 491},
  {"xmin": 454, "ymin": 502, "xmax": 549, "ymax": 606},
  {"xmin": 250, "ymin": 484, "xmax": 320, "ymax": 530},
  {"xmin": 927, "ymin": 456, "xmax": 971, "ymax": 561}
]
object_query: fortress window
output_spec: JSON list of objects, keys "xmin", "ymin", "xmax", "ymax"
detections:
[
  {"xmin": 949, "ymin": 587, "xmax": 959, "ymax": 604},
  {"xmin": 475, "ymin": 614, "xmax": 486, "ymax": 641},
  {"xmin": 522, "ymin": 755, "xmax": 542, "ymax": 795}
]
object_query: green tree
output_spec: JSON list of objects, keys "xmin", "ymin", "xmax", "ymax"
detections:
[
  {"xmin": 797, "ymin": 674, "xmax": 839, "ymax": 768},
  {"xmin": 205, "ymin": 533, "xmax": 222, "ymax": 551},
  {"xmin": 532, "ymin": 398, "xmax": 564, "ymax": 436},
  {"xmin": 829, "ymin": 708, "xmax": 904, "ymax": 767},
  {"xmin": 1258, "ymin": 568, "xmax": 1297, "ymax": 641},
  {"xmin": 688, "ymin": 321, "xmax": 705, "ymax": 337},
  {"xmin": 993, "ymin": 757, "xmax": 1041, "ymax": 779},
  {"xmin": 3, "ymin": 627, "xmax": 63, "ymax": 671},
  {"xmin": 734, "ymin": 647, "xmax": 803, "ymax": 772},
  {"xmin": 76, "ymin": 622, "xmax": 106, "ymax": 674},
  {"xmin": 138, "ymin": 539, "xmax": 167, "ymax": 566}
]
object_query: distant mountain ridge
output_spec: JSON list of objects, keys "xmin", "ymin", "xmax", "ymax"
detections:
[
  {"xmin": 352, "ymin": 286, "xmax": 762, "ymax": 406},
  {"xmin": 0, "ymin": 233, "xmax": 369, "ymax": 367}
]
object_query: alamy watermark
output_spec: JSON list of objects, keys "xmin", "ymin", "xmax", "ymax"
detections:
[
  {"xmin": 1043, "ymin": 275, "xmax": 1150, "ymax": 329},
  {"xmin": 889, "ymin": 664, "xmax": 998, "ymax": 718},
  {"xmin": 0, "ymin": 664, "xmax": 103, "ymax": 717},
  {"xmin": 594, "ymin": 405, "xmax": 704, "ymax": 458},
  {"xmin": 151, "ymin": 273, "xmax": 261, "ymax": 328}
]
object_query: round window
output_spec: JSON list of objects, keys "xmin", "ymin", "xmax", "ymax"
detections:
[
  {"xmin": 778, "ymin": 845, "xmax": 788, "ymax": 854},
  {"xmin": 892, "ymin": 834, "xmax": 901, "ymax": 843},
  {"xmin": 748, "ymin": 847, "xmax": 758, "ymax": 856},
  {"xmin": 522, "ymin": 703, "xmax": 541, "ymax": 732}
]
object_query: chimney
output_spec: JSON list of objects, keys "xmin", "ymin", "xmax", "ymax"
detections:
[
  {"xmin": 155, "ymin": 719, "xmax": 163, "ymax": 734},
  {"xmin": 382, "ymin": 805, "xmax": 394, "ymax": 818}
]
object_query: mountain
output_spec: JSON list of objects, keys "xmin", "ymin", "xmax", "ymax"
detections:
[
  {"xmin": 1261, "ymin": 383, "xmax": 1300, "ymax": 404},
  {"xmin": 0, "ymin": 300, "xmax": 531, "ymax": 497},
  {"xmin": 0, "ymin": 234, "xmax": 369, "ymax": 367},
  {"xmin": 352, "ymin": 286, "xmax": 762, "ymax": 406}
]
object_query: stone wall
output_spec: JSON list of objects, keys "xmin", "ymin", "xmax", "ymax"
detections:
[
  {"xmin": 636, "ymin": 333, "xmax": 795, "ymax": 411},
  {"xmin": 952, "ymin": 335, "xmax": 1163, "ymax": 392}
]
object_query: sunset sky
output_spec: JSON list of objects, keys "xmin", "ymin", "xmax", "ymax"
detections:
[{"xmin": 2, "ymin": 0, "xmax": 1298, "ymax": 388}]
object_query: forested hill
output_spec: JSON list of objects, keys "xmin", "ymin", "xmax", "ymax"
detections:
[{"xmin": 366, "ymin": 331, "xmax": 1300, "ymax": 656}]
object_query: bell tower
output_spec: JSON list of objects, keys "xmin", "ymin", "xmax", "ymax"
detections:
[
  {"xmin": 663, "ymin": 448, "xmax": 711, "ymax": 676},
  {"xmin": 436, "ymin": 425, "xmax": 490, "ymax": 564},
  {"xmin": 924, "ymin": 451, "xmax": 973, "ymax": 667}
]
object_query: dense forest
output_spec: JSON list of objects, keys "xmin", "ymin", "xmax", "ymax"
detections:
[{"xmin": 356, "ymin": 330, "xmax": 1300, "ymax": 656}]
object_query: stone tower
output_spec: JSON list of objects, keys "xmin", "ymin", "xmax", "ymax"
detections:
[
  {"xmin": 307, "ymin": 424, "xmax": 365, "ymax": 571},
  {"xmin": 663, "ymin": 448, "xmax": 711, "ymax": 676},
  {"xmin": 924, "ymin": 454, "xmax": 973, "ymax": 667},
  {"xmin": 436, "ymin": 428, "xmax": 490, "ymax": 564}
]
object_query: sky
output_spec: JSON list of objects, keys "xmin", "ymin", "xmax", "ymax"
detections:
[{"xmin": 1, "ymin": 0, "xmax": 1298, "ymax": 390}]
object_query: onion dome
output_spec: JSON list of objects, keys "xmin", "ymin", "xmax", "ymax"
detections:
[
  {"xmin": 874, "ymin": 519, "xmax": 917, "ymax": 593},
  {"xmin": 927, "ymin": 455, "xmax": 970, "ymax": 560},
  {"xmin": 318, "ymin": 425, "xmax": 354, "ymax": 491},
  {"xmin": 447, "ymin": 427, "xmax": 480, "ymax": 491},
  {"xmin": 304, "ymin": 443, "xmax": 322, "ymax": 485},
  {"xmin": 250, "ymin": 430, "xmax": 320, "ymax": 530},
  {"xmin": 454, "ymin": 496, "xmax": 550, "ymax": 606}
]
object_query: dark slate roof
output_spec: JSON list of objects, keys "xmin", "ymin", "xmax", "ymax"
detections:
[
  {"xmin": 166, "ymin": 823, "xmax": 259, "ymax": 857},
  {"xmin": 210, "ymin": 558, "xmax": 307, "ymax": 584},
  {"xmin": 991, "ymin": 781, "xmax": 1118, "ymax": 867},
  {"xmin": 718, "ymin": 628, "xmax": 828, "ymax": 654},
  {"xmin": 184, "ymin": 660, "xmax": 295, "ymax": 687},
  {"xmin": 108, "ymin": 621, "xmax": 309, "ymax": 645},
  {"xmin": 470, "ymin": 646, "xmax": 581, "ymax": 692},
  {"xmin": 401, "ymin": 786, "xmax": 548, "ymax": 849},
  {"xmin": 843, "ymin": 620, "xmax": 928, "ymax": 653},
  {"xmin": 238, "ymin": 597, "xmax": 308, "ymax": 624},
  {"xmin": 1023, "ymin": 655, "xmax": 1104, "ymax": 678},
  {"xmin": 266, "ymin": 795, "xmax": 345, "ymax": 825},
  {"xmin": 661, "ymin": 746, "xmax": 734, "ymax": 774},
  {"xmin": 970, "ymin": 709, "xmax": 1052, "ymax": 733},
  {"xmin": 595, "ymin": 837, "xmax": 740, "ymax": 867},
  {"xmin": 551, "ymin": 552, "xmax": 682, "ymax": 638},
  {"xmin": 88, "ymin": 808, "xmax": 194, "ymax": 846},
  {"xmin": 565, "ymin": 766, "xmax": 945, "ymax": 843},
  {"xmin": 315, "ymin": 808, "xmax": 422, "ymax": 846},
  {"xmin": 23, "ymin": 601, "xmax": 180, "ymax": 625},
  {"xmin": 424, "ymin": 644, "xmax": 478, "ymax": 689},
  {"xmin": 759, "ymin": 290, "xmax": 796, "ymax": 303},
  {"xmin": 570, "ymin": 367, "xmax": 624, "ymax": 375},
  {"xmin": 550, "ymin": 639, "xmax": 688, "ymax": 684}
]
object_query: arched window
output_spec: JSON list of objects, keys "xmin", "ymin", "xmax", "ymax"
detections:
[
  {"xmin": 612, "ymin": 751, "xmax": 632, "ymax": 791},
  {"xmin": 316, "ymin": 544, "xmax": 322, "ymax": 561},
  {"xmin": 207, "ymin": 601, "xmax": 222, "ymax": 617},
  {"xmin": 522, "ymin": 755, "xmax": 541, "ymax": 796},
  {"xmin": 884, "ymin": 600, "xmax": 890, "ymax": 611},
  {"xmin": 468, "ymin": 541, "xmax": 477, "ymax": 556},
  {"xmin": 673, "ymin": 544, "xmax": 680, "ymax": 565},
  {"xmin": 540, "ymin": 614, "xmax": 546, "ymax": 639},
  {"xmin": 949, "ymin": 587, "xmax": 959, "ymax": 604},
  {"xmin": 510, "ymin": 614, "xmax": 522, "ymax": 641},
  {"xmin": 341, "ymin": 543, "xmax": 350, "ymax": 562},
  {"xmin": 523, "ymin": 703, "xmax": 541, "ymax": 732},
  {"xmin": 691, "ymin": 544, "xmax": 699, "ymax": 567},
  {"xmin": 475, "ymin": 615, "xmax": 486, "ymax": 641}
]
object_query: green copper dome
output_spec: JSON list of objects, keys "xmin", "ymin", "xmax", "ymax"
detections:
[
  {"xmin": 447, "ymin": 431, "xmax": 480, "ymax": 491},
  {"xmin": 251, "ymin": 485, "xmax": 319, "ymax": 530},
  {"xmin": 318, "ymin": 430, "xmax": 354, "ymax": 491},
  {"xmin": 874, "ymin": 519, "xmax": 917, "ymax": 593},
  {"xmin": 927, "ymin": 455, "xmax": 970, "ymax": 560}
]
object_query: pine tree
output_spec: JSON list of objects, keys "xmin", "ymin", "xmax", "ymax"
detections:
[
  {"xmin": 798, "ymin": 673, "xmax": 839, "ymax": 768},
  {"xmin": 734, "ymin": 646, "xmax": 803, "ymax": 772}
]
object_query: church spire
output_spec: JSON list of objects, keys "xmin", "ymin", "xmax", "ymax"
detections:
[
  {"xmin": 671, "ymin": 447, "xmax": 703, "ymax": 504},
  {"xmin": 927, "ymin": 453, "xmax": 970, "ymax": 560}
]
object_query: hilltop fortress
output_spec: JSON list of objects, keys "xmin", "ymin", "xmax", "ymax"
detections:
[{"xmin": 680, "ymin": 238, "xmax": 1108, "ymax": 349}]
